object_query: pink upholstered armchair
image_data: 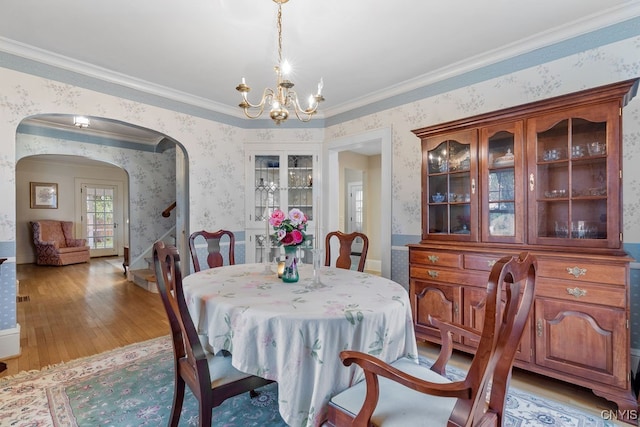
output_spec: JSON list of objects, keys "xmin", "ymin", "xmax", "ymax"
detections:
[{"xmin": 30, "ymin": 220, "xmax": 91, "ymax": 266}]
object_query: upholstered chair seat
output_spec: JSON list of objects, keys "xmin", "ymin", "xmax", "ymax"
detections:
[{"xmin": 329, "ymin": 358, "xmax": 456, "ymax": 427}]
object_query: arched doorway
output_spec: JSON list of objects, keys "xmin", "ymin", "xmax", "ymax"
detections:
[{"xmin": 15, "ymin": 114, "xmax": 189, "ymax": 271}]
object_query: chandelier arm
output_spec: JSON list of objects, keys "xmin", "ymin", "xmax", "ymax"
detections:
[
  {"xmin": 242, "ymin": 88, "xmax": 275, "ymax": 110},
  {"xmin": 242, "ymin": 104, "xmax": 267, "ymax": 120},
  {"xmin": 292, "ymin": 109, "xmax": 314, "ymax": 122},
  {"xmin": 287, "ymin": 89, "xmax": 320, "ymax": 118}
]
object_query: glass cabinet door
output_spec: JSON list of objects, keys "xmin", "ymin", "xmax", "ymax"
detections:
[
  {"xmin": 254, "ymin": 154, "xmax": 281, "ymax": 225},
  {"xmin": 247, "ymin": 151, "xmax": 318, "ymax": 263},
  {"xmin": 480, "ymin": 121, "xmax": 524, "ymax": 243},
  {"xmin": 287, "ymin": 154, "xmax": 314, "ymax": 221},
  {"xmin": 527, "ymin": 103, "xmax": 619, "ymax": 248},
  {"xmin": 286, "ymin": 154, "xmax": 315, "ymax": 264},
  {"xmin": 423, "ymin": 130, "xmax": 477, "ymax": 241}
]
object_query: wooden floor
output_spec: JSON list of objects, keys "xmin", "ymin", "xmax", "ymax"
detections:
[
  {"xmin": 6, "ymin": 257, "xmax": 169, "ymax": 376},
  {"xmin": 4, "ymin": 257, "xmax": 618, "ymax": 420}
]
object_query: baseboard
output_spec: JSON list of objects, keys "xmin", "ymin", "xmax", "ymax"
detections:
[
  {"xmin": 0, "ymin": 324, "xmax": 21, "ymax": 359},
  {"xmin": 365, "ymin": 259, "xmax": 381, "ymax": 273}
]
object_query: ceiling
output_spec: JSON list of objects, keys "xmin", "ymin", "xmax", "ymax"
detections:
[{"xmin": 3, "ymin": 0, "xmax": 640, "ymax": 144}]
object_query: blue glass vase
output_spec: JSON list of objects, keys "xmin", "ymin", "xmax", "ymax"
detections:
[{"xmin": 282, "ymin": 245, "xmax": 299, "ymax": 283}]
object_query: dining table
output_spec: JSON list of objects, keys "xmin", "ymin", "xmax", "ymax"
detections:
[{"xmin": 181, "ymin": 262, "xmax": 419, "ymax": 427}]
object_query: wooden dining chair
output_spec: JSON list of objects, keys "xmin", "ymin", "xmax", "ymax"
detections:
[
  {"xmin": 188, "ymin": 229, "xmax": 235, "ymax": 272},
  {"xmin": 325, "ymin": 252, "xmax": 537, "ymax": 427},
  {"xmin": 153, "ymin": 241, "xmax": 273, "ymax": 427},
  {"xmin": 324, "ymin": 231, "xmax": 369, "ymax": 272}
]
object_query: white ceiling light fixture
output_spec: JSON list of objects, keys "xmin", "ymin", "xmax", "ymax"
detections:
[
  {"xmin": 73, "ymin": 116, "xmax": 90, "ymax": 128},
  {"xmin": 235, "ymin": 0, "xmax": 324, "ymax": 125}
]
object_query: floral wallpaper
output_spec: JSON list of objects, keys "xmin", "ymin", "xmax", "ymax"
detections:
[{"xmin": 0, "ymin": 34, "xmax": 639, "ymax": 351}]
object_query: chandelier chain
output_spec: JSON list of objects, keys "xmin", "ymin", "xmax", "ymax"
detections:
[{"xmin": 277, "ymin": 4, "xmax": 283, "ymax": 65}]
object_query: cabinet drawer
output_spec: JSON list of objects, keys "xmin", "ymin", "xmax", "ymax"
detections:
[
  {"xmin": 463, "ymin": 253, "xmax": 511, "ymax": 272},
  {"xmin": 410, "ymin": 251, "xmax": 462, "ymax": 268},
  {"xmin": 536, "ymin": 278, "xmax": 626, "ymax": 308},
  {"xmin": 410, "ymin": 266, "xmax": 486, "ymax": 287},
  {"xmin": 537, "ymin": 259, "xmax": 625, "ymax": 286}
]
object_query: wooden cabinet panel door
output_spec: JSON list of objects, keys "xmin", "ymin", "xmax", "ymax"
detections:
[
  {"xmin": 464, "ymin": 287, "xmax": 532, "ymax": 363},
  {"xmin": 534, "ymin": 298, "xmax": 627, "ymax": 388},
  {"xmin": 412, "ymin": 280, "xmax": 462, "ymax": 342}
]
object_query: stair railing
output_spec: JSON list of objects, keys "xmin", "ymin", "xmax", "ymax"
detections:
[{"xmin": 162, "ymin": 202, "xmax": 176, "ymax": 217}]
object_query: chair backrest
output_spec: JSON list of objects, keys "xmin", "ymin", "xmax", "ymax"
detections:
[
  {"xmin": 452, "ymin": 252, "xmax": 537, "ymax": 425},
  {"xmin": 153, "ymin": 241, "xmax": 211, "ymax": 397},
  {"xmin": 336, "ymin": 252, "xmax": 536, "ymax": 427},
  {"xmin": 32, "ymin": 220, "xmax": 67, "ymax": 246},
  {"xmin": 188, "ymin": 230, "xmax": 235, "ymax": 272},
  {"xmin": 324, "ymin": 231, "xmax": 369, "ymax": 272}
]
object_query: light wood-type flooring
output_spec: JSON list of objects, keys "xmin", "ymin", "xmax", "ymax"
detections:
[
  {"xmin": 4, "ymin": 257, "xmax": 618, "ymax": 421},
  {"xmin": 7, "ymin": 257, "xmax": 169, "ymax": 376}
]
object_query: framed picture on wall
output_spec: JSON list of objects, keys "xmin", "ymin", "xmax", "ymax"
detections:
[{"xmin": 30, "ymin": 182, "xmax": 58, "ymax": 209}]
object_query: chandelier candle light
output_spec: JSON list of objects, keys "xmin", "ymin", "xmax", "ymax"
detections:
[{"xmin": 236, "ymin": 0, "xmax": 324, "ymax": 125}]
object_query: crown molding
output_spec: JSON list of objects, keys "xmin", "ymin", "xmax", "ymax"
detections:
[
  {"xmin": 322, "ymin": 2, "xmax": 640, "ymax": 117},
  {"xmin": 0, "ymin": 36, "xmax": 244, "ymax": 119},
  {"xmin": 2, "ymin": 1, "xmax": 640, "ymax": 122}
]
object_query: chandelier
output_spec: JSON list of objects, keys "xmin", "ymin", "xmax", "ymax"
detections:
[{"xmin": 235, "ymin": 0, "xmax": 324, "ymax": 125}]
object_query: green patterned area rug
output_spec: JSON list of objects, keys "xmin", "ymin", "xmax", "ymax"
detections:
[{"xmin": 0, "ymin": 336, "xmax": 620, "ymax": 426}]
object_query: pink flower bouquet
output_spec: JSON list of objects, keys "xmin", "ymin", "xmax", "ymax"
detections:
[{"xmin": 269, "ymin": 208, "xmax": 308, "ymax": 246}]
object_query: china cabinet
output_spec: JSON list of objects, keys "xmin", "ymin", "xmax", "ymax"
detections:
[
  {"xmin": 245, "ymin": 147, "xmax": 319, "ymax": 264},
  {"xmin": 410, "ymin": 79, "xmax": 638, "ymax": 421}
]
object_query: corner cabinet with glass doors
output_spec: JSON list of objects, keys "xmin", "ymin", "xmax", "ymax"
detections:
[
  {"xmin": 410, "ymin": 79, "xmax": 639, "ymax": 422},
  {"xmin": 245, "ymin": 147, "xmax": 319, "ymax": 265}
]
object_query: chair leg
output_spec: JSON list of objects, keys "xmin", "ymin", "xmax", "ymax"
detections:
[
  {"xmin": 250, "ymin": 389, "xmax": 260, "ymax": 398},
  {"xmin": 169, "ymin": 376, "xmax": 186, "ymax": 427},
  {"xmin": 199, "ymin": 400, "xmax": 213, "ymax": 427}
]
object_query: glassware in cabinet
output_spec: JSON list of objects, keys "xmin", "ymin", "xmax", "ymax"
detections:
[
  {"xmin": 254, "ymin": 155, "xmax": 281, "ymax": 223},
  {"xmin": 287, "ymin": 154, "xmax": 314, "ymax": 221},
  {"xmin": 423, "ymin": 131, "xmax": 477, "ymax": 240},
  {"xmin": 481, "ymin": 122, "xmax": 524, "ymax": 243},
  {"xmin": 527, "ymin": 104, "xmax": 618, "ymax": 248}
]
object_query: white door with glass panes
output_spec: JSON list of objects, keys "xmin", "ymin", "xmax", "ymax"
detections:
[
  {"xmin": 81, "ymin": 183, "xmax": 119, "ymax": 257},
  {"xmin": 245, "ymin": 148, "xmax": 319, "ymax": 264}
]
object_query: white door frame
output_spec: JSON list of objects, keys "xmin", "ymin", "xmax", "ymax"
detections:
[{"xmin": 324, "ymin": 128, "xmax": 392, "ymax": 278}]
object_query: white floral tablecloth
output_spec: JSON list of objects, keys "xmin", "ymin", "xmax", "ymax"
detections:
[{"xmin": 182, "ymin": 263, "xmax": 418, "ymax": 427}]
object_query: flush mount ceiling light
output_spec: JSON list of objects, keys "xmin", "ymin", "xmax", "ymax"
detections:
[
  {"xmin": 73, "ymin": 116, "xmax": 90, "ymax": 128},
  {"xmin": 235, "ymin": 0, "xmax": 324, "ymax": 125}
]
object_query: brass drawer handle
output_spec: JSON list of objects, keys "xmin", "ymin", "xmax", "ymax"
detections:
[
  {"xmin": 428, "ymin": 270, "xmax": 438, "ymax": 278},
  {"xmin": 427, "ymin": 255, "xmax": 439, "ymax": 263},
  {"xmin": 566, "ymin": 266, "xmax": 587, "ymax": 278},
  {"xmin": 566, "ymin": 287, "xmax": 587, "ymax": 298},
  {"xmin": 536, "ymin": 319, "xmax": 543, "ymax": 337}
]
